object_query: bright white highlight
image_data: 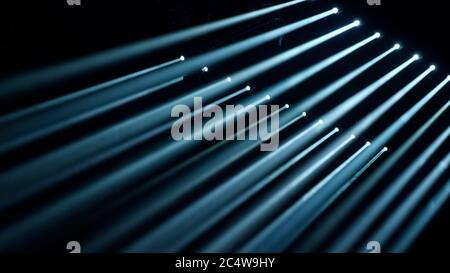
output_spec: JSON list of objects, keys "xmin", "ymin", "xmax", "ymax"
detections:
[
  {"xmin": 202, "ymin": 66, "xmax": 209, "ymax": 72},
  {"xmin": 302, "ymin": 112, "xmax": 307, "ymax": 117},
  {"xmin": 266, "ymin": 95, "xmax": 271, "ymax": 100},
  {"xmin": 374, "ymin": 32, "xmax": 381, "ymax": 38},
  {"xmin": 227, "ymin": 77, "xmax": 232, "ymax": 82},
  {"xmin": 366, "ymin": 141, "xmax": 371, "ymax": 146},
  {"xmin": 393, "ymin": 43, "xmax": 401, "ymax": 50},
  {"xmin": 246, "ymin": 85, "xmax": 251, "ymax": 91},
  {"xmin": 383, "ymin": 147, "xmax": 389, "ymax": 152},
  {"xmin": 429, "ymin": 65, "xmax": 436, "ymax": 71},
  {"xmin": 332, "ymin": 7, "xmax": 339, "ymax": 14},
  {"xmin": 285, "ymin": 104, "xmax": 290, "ymax": 109},
  {"xmin": 413, "ymin": 54, "xmax": 420, "ymax": 60},
  {"xmin": 353, "ymin": 20, "xmax": 361, "ymax": 26},
  {"xmin": 335, "ymin": 128, "xmax": 340, "ymax": 133},
  {"xmin": 180, "ymin": 56, "xmax": 185, "ymax": 61}
]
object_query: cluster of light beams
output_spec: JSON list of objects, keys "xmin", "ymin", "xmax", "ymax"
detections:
[
  {"xmin": 0, "ymin": 7, "xmax": 337, "ymax": 155},
  {"xmin": 249, "ymin": 32, "xmax": 381, "ymax": 104},
  {"xmin": 0, "ymin": 20, "xmax": 362, "ymax": 215},
  {"xmin": 241, "ymin": 142, "xmax": 371, "ymax": 252},
  {"xmin": 86, "ymin": 118, "xmax": 319, "ymax": 251},
  {"xmin": 1, "ymin": 0, "xmax": 449, "ymax": 254},
  {"xmin": 330, "ymin": 125, "xmax": 450, "ymax": 252},
  {"xmin": 0, "ymin": 0, "xmax": 310, "ymax": 96},
  {"xmin": 390, "ymin": 166, "xmax": 450, "ymax": 252},
  {"xmin": 366, "ymin": 150, "xmax": 450, "ymax": 252},
  {"xmin": 125, "ymin": 132, "xmax": 353, "ymax": 253},
  {"xmin": 291, "ymin": 146, "xmax": 389, "ymax": 252}
]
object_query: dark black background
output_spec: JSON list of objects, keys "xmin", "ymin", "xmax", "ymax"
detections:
[{"xmin": 0, "ymin": 0, "xmax": 449, "ymax": 253}]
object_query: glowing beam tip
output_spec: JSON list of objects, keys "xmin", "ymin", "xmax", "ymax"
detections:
[
  {"xmin": 285, "ymin": 104, "xmax": 290, "ymax": 109},
  {"xmin": 180, "ymin": 56, "xmax": 185, "ymax": 61},
  {"xmin": 366, "ymin": 141, "xmax": 371, "ymax": 146},
  {"xmin": 353, "ymin": 20, "xmax": 361, "ymax": 26},
  {"xmin": 245, "ymin": 85, "xmax": 251, "ymax": 91},
  {"xmin": 335, "ymin": 128, "xmax": 340, "ymax": 133},
  {"xmin": 374, "ymin": 32, "xmax": 381, "ymax": 38},
  {"xmin": 265, "ymin": 95, "xmax": 271, "ymax": 100},
  {"xmin": 351, "ymin": 134, "xmax": 356, "ymax": 139},
  {"xmin": 318, "ymin": 120, "xmax": 324, "ymax": 125},
  {"xmin": 383, "ymin": 147, "xmax": 389, "ymax": 152},
  {"xmin": 202, "ymin": 66, "xmax": 209, "ymax": 72},
  {"xmin": 430, "ymin": 65, "xmax": 436, "ymax": 71},
  {"xmin": 413, "ymin": 54, "xmax": 420, "ymax": 60},
  {"xmin": 447, "ymin": 75, "xmax": 450, "ymax": 81},
  {"xmin": 227, "ymin": 77, "xmax": 232, "ymax": 82},
  {"xmin": 393, "ymin": 43, "xmax": 401, "ymax": 50},
  {"xmin": 302, "ymin": 112, "xmax": 307, "ymax": 117},
  {"xmin": 332, "ymin": 7, "xmax": 339, "ymax": 14}
]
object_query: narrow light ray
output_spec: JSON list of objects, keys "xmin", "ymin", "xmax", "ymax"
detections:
[
  {"xmin": 0, "ymin": 0, "xmax": 309, "ymax": 95},
  {"xmin": 124, "ymin": 127, "xmax": 339, "ymax": 252},
  {"xmin": 242, "ymin": 142, "xmax": 371, "ymax": 252},
  {"xmin": 366, "ymin": 151, "xmax": 450, "ymax": 251},
  {"xmin": 390, "ymin": 170, "xmax": 450, "ymax": 252}
]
